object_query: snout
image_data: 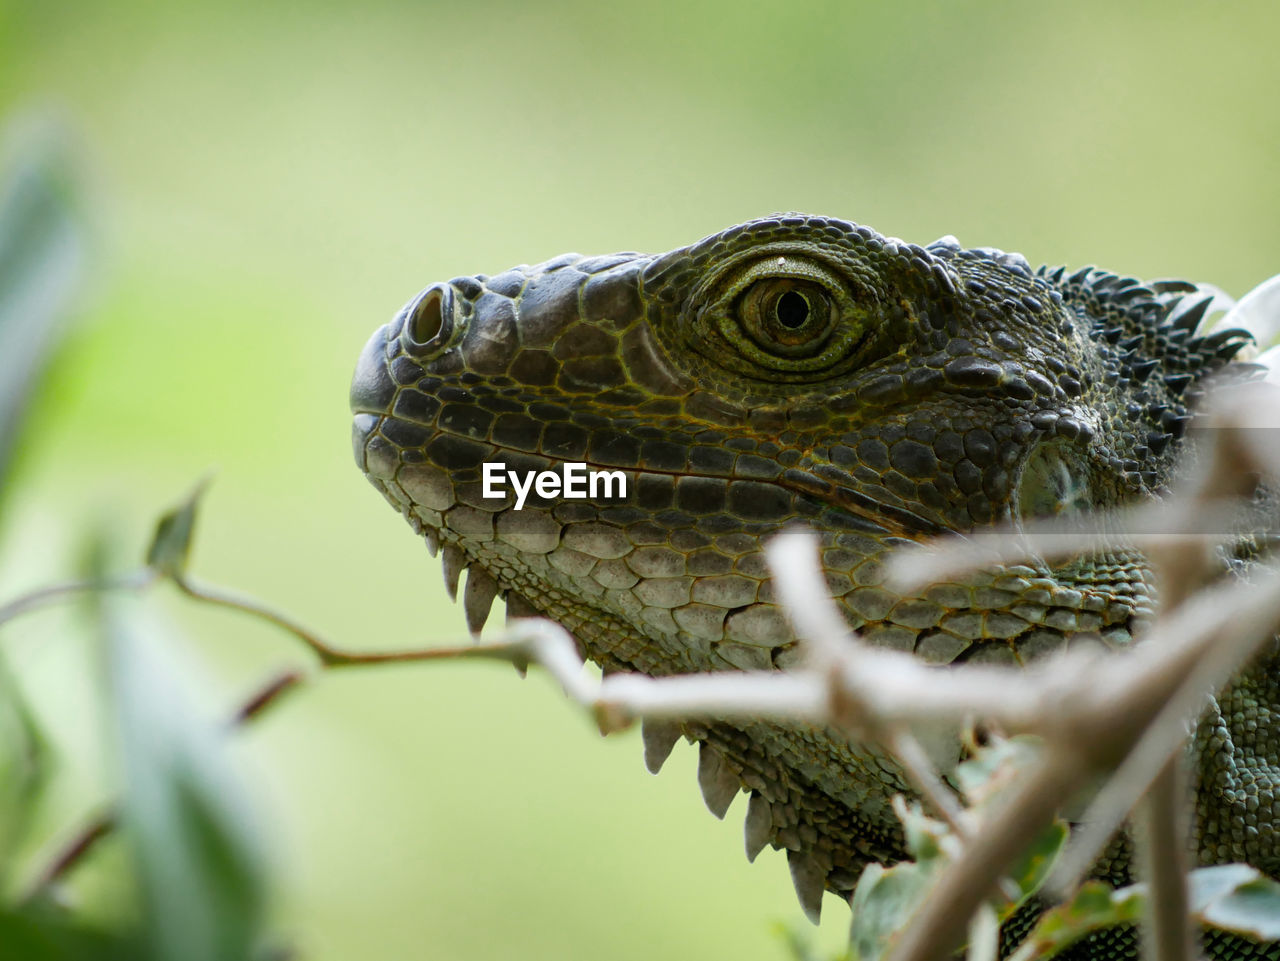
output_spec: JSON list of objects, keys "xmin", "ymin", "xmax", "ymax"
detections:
[{"xmin": 350, "ymin": 323, "xmax": 396, "ymax": 417}]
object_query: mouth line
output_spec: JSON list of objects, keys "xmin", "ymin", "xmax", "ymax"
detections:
[
  {"xmin": 358, "ymin": 420, "xmax": 1139, "ymax": 660},
  {"xmin": 353, "ymin": 411, "xmax": 955, "ymax": 544}
]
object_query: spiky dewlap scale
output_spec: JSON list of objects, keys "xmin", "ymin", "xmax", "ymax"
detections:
[{"xmin": 350, "ymin": 214, "xmax": 1275, "ymax": 958}]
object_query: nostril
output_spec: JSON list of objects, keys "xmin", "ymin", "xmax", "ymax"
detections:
[
  {"xmin": 408, "ymin": 286, "xmax": 446, "ymax": 345},
  {"xmin": 402, "ymin": 284, "xmax": 453, "ymax": 356}
]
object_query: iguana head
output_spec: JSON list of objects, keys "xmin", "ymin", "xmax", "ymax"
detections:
[{"xmin": 350, "ymin": 213, "xmax": 1252, "ymax": 904}]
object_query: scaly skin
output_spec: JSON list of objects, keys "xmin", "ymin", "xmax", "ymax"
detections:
[{"xmin": 350, "ymin": 214, "xmax": 1278, "ymax": 958}]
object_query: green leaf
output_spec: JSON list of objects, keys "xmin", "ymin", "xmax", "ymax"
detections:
[
  {"xmin": 103, "ymin": 604, "xmax": 267, "ymax": 961},
  {"xmin": 774, "ymin": 920, "xmax": 847, "ymax": 961},
  {"xmin": 893, "ymin": 796, "xmax": 953, "ymax": 864},
  {"xmin": 952, "ymin": 733, "xmax": 1069, "ymax": 917},
  {"xmin": 0, "ymin": 113, "xmax": 88, "ymax": 514},
  {"xmin": 0, "ymin": 660, "xmax": 50, "ymax": 885},
  {"xmin": 999, "ymin": 820, "xmax": 1069, "ymax": 919},
  {"xmin": 1189, "ymin": 864, "xmax": 1280, "ymax": 940},
  {"xmin": 1007, "ymin": 866, "xmax": 1280, "ymax": 960},
  {"xmin": 849, "ymin": 772, "xmax": 1070, "ymax": 959},
  {"xmin": 1187, "ymin": 863, "xmax": 1260, "ymax": 903},
  {"xmin": 0, "ymin": 899, "xmax": 138, "ymax": 961},
  {"xmin": 848, "ymin": 860, "xmax": 937, "ymax": 961},
  {"xmin": 145, "ymin": 479, "xmax": 210, "ymax": 578},
  {"xmin": 1006, "ymin": 880, "xmax": 1143, "ymax": 961},
  {"xmin": 954, "ymin": 734, "xmax": 1043, "ymax": 811}
]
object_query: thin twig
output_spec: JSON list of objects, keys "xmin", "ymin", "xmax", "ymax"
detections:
[
  {"xmin": 228, "ymin": 670, "xmax": 307, "ymax": 726},
  {"xmin": 887, "ymin": 729, "xmax": 971, "ymax": 840},
  {"xmin": 884, "ymin": 503, "xmax": 1251, "ymax": 597},
  {"xmin": 967, "ymin": 903, "xmax": 1000, "ymax": 961},
  {"xmin": 0, "ymin": 570, "xmax": 156, "ymax": 629},
  {"xmin": 1137, "ymin": 759, "xmax": 1194, "ymax": 961},
  {"xmin": 23, "ymin": 810, "xmax": 117, "ymax": 897},
  {"xmin": 173, "ymin": 574, "xmax": 574, "ymax": 673},
  {"xmin": 1047, "ymin": 565, "xmax": 1280, "ymax": 892},
  {"xmin": 173, "ymin": 575, "xmax": 348, "ymax": 665}
]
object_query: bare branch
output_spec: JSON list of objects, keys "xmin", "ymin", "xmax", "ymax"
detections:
[
  {"xmin": 1136, "ymin": 759, "xmax": 1194, "ymax": 961},
  {"xmin": 22, "ymin": 809, "xmax": 117, "ymax": 898},
  {"xmin": 228, "ymin": 669, "xmax": 306, "ymax": 726},
  {"xmin": 173, "ymin": 575, "xmax": 350, "ymax": 666},
  {"xmin": 1048, "ymin": 564, "xmax": 1280, "ymax": 892},
  {"xmin": 0, "ymin": 570, "xmax": 156, "ymax": 630}
]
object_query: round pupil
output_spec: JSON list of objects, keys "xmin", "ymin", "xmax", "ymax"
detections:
[{"xmin": 775, "ymin": 290, "xmax": 810, "ymax": 329}]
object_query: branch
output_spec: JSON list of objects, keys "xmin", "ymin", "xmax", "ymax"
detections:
[
  {"xmin": 0, "ymin": 571, "xmax": 155, "ymax": 629},
  {"xmin": 1137, "ymin": 759, "xmax": 1194, "ymax": 961}
]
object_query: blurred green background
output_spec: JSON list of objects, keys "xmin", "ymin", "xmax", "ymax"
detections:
[{"xmin": 1, "ymin": 1, "xmax": 1277, "ymax": 958}]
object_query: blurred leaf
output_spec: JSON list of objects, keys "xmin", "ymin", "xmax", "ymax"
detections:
[
  {"xmin": 894, "ymin": 796, "xmax": 953, "ymax": 865},
  {"xmin": 104, "ymin": 604, "xmax": 267, "ymax": 961},
  {"xmin": 1188, "ymin": 863, "xmax": 1261, "ymax": 902},
  {"xmin": 954, "ymin": 734, "xmax": 1043, "ymax": 811},
  {"xmin": 848, "ymin": 798, "xmax": 949, "ymax": 961},
  {"xmin": 1008, "ymin": 866, "xmax": 1280, "ymax": 960},
  {"xmin": 1189, "ymin": 864, "xmax": 1280, "ymax": 940},
  {"xmin": 1219, "ymin": 272, "xmax": 1280, "ymax": 352},
  {"xmin": 0, "ymin": 660, "xmax": 49, "ymax": 888},
  {"xmin": 847, "ymin": 740, "xmax": 1072, "ymax": 960},
  {"xmin": 774, "ymin": 920, "xmax": 846, "ymax": 961},
  {"xmin": 0, "ymin": 898, "xmax": 137, "ymax": 961},
  {"xmin": 0, "ymin": 113, "xmax": 88, "ymax": 514},
  {"xmin": 145, "ymin": 479, "xmax": 210, "ymax": 578},
  {"xmin": 1000, "ymin": 820, "xmax": 1068, "ymax": 920},
  {"xmin": 848, "ymin": 860, "xmax": 934, "ymax": 961},
  {"xmin": 1006, "ymin": 880, "xmax": 1143, "ymax": 961},
  {"xmin": 954, "ymin": 733, "xmax": 1068, "ymax": 918}
]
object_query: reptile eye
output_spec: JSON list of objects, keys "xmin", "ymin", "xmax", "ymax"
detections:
[
  {"xmin": 694, "ymin": 252, "xmax": 881, "ymax": 378},
  {"xmin": 738, "ymin": 278, "xmax": 836, "ymax": 356},
  {"xmin": 777, "ymin": 291, "xmax": 809, "ymax": 328}
]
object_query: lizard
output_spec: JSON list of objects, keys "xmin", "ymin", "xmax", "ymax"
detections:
[{"xmin": 349, "ymin": 213, "xmax": 1280, "ymax": 959}]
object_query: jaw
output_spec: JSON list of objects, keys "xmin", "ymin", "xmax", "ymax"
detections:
[{"xmin": 353, "ymin": 425, "xmax": 926, "ymax": 901}]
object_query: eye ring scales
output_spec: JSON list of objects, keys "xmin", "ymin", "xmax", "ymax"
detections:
[
  {"xmin": 738, "ymin": 277, "xmax": 836, "ymax": 355},
  {"xmin": 690, "ymin": 252, "xmax": 879, "ymax": 377}
]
